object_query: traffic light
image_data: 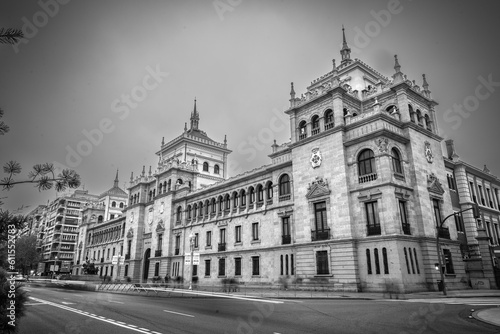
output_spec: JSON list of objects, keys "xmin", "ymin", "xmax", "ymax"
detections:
[{"xmin": 472, "ymin": 204, "xmax": 481, "ymax": 218}]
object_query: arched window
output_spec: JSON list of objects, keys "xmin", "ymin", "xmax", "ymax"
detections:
[
  {"xmin": 311, "ymin": 115, "xmax": 320, "ymax": 135},
  {"xmin": 257, "ymin": 184, "xmax": 264, "ymax": 202},
  {"xmin": 203, "ymin": 162, "xmax": 209, "ymax": 172},
  {"xmin": 177, "ymin": 178, "xmax": 183, "ymax": 185},
  {"xmin": 324, "ymin": 109, "xmax": 334, "ymax": 129},
  {"xmin": 111, "ymin": 201, "xmax": 116, "ymax": 208},
  {"xmin": 214, "ymin": 165, "xmax": 220, "ymax": 174},
  {"xmin": 416, "ymin": 110, "xmax": 423, "ymax": 126},
  {"xmin": 176, "ymin": 206, "xmax": 182, "ymax": 223},
  {"xmin": 391, "ymin": 148, "xmax": 403, "ymax": 174},
  {"xmin": 158, "ymin": 183, "xmax": 163, "ymax": 194},
  {"xmin": 240, "ymin": 189, "xmax": 246, "ymax": 206},
  {"xmin": 119, "ymin": 202, "xmax": 124, "ymax": 208},
  {"xmin": 193, "ymin": 203, "xmax": 197, "ymax": 218},
  {"xmin": 279, "ymin": 174, "xmax": 290, "ymax": 197},
  {"xmin": 218, "ymin": 196, "xmax": 224, "ymax": 211},
  {"xmin": 409, "ymin": 104, "xmax": 415, "ymax": 123},
  {"xmin": 249, "ymin": 187, "xmax": 255, "ymax": 204},
  {"xmin": 198, "ymin": 202, "xmax": 203, "ymax": 217},
  {"xmin": 343, "ymin": 108, "xmax": 349, "ymax": 116},
  {"xmin": 167, "ymin": 179, "xmax": 171, "ymax": 191},
  {"xmin": 163, "ymin": 181, "xmax": 167, "ymax": 193},
  {"xmin": 187, "ymin": 205, "xmax": 192, "ymax": 219},
  {"xmin": 385, "ymin": 105, "xmax": 396, "ymax": 113},
  {"xmin": 98, "ymin": 215, "xmax": 103, "ymax": 224},
  {"xmin": 233, "ymin": 191, "xmax": 238, "ymax": 208},
  {"xmin": 424, "ymin": 114, "xmax": 432, "ymax": 131},
  {"xmin": 211, "ymin": 198, "xmax": 216, "ymax": 213},
  {"xmin": 205, "ymin": 200, "xmax": 210, "ymax": 215},
  {"xmin": 358, "ymin": 149, "xmax": 376, "ymax": 178},
  {"xmin": 224, "ymin": 194, "xmax": 230, "ymax": 210},
  {"xmin": 266, "ymin": 182, "xmax": 273, "ymax": 200},
  {"xmin": 298, "ymin": 121, "xmax": 307, "ymax": 139}
]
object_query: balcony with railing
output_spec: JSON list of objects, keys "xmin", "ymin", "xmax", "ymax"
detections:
[
  {"xmin": 218, "ymin": 242, "xmax": 226, "ymax": 252},
  {"xmin": 311, "ymin": 229, "xmax": 330, "ymax": 241},
  {"xmin": 324, "ymin": 122, "xmax": 334, "ymax": 130},
  {"xmin": 279, "ymin": 194, "xmax": 291, "ymax": 202},
  {"xmin": 256, "ymin": 201, "xmax": 264, "ymax": 208},
  {"xmin": 311, "ymin": 127, "xmax": 320, "ymax": 135},
  {"xmin": 299, "ymin": 133, "xmax": 307, "ymax": 140},
  {"xmin": 155, "ymin": 249, "xmax": 162, "ymax": 257},
  {"xmin": 359, "ymin": 173, "xmax": 378, "ymax": 184},
  {"xmin": 367, "ymin": 225, "xmax": 381, "ymax": 236},
  {"xmin": 266, "ymin": 199, "xmax": 273, "ymax": 206},
  {"xmin": 282, "ymin": 235, "xmax": 291, "ymax": 245}
]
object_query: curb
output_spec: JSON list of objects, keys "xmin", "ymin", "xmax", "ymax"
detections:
[{"xmin": 471, "ymin": 308, "xmax": 500, "ymax": 328}]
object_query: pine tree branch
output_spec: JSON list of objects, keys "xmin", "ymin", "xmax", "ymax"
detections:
[{"xmin": 0, "ymin": 28, "xmax": 24, "ymax": 45}]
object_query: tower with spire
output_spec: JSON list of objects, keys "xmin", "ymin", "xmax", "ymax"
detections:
[{"xmin": 340, "ymin": 25, "xmax": 351, "ymax": 64}]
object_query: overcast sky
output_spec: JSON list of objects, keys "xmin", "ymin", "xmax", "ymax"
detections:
[{"xmin": 1, "ymin": 0, "xmax": 500, "ymax": 214}]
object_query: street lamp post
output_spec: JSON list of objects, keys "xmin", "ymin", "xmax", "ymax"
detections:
[
  {"xmin": 188, "ymin": 232, "xmax": 194, "ymax": 290},
  {"xmin": 436, "ymin": 204, "xmax": 480, "ymax": 296}
]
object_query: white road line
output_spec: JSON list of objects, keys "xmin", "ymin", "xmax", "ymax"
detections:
[
  {"xmin": 108, "ymin": 300, "xmax": 125, "ymax": 304},
  {"xmin": 163, "ymin": 310, "xmax": 195, "ymax": 318},
  {"xmin": 29, "ymin": 297, "xmax": 162, "ymax": 334},
  {"xmin": 25, "ymin": 303, "xmax": 46, "ymax": 306},
  {"xmin": 61, "ymin": 302, "xmax": 75, "ymax": 305},
  {"xmin": 164, "ymin": 289, "xmax": 284, "ymax": 304}
]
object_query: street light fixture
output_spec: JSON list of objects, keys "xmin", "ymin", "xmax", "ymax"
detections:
[
  {"xmin": 188, "ymin": 232, "xmax": 195, "ymax": 290},
  {"xmin": 436, "ymin": 203, "xmax": 480, "ymax": 296}
]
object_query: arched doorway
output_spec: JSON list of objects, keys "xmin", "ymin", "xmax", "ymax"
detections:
[{"xmin": 143, "ymin": 248, "xmax": 151, "ymax": 281}]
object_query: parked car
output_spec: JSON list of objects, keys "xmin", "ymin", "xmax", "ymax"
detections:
[{"xmin": 14, "ymin": 274, "xmax": 27, "ymax": 282}]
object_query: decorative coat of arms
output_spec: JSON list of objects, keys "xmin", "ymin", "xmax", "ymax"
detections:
[
  {"xmin": 310, "ymin": 148, "xmax": 322, "ymax": 168},
  {"xmin": 376, "ymin": 137, "xmax": 389, "ymax": 153},
  {"xmin": 424, "ymin": 141, "xmax": 433, "ymax": 163}
]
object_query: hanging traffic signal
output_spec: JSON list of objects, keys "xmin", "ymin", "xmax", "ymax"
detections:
[{"xmin": 472, "ymin": 204, "xmax": 481, "ymax": 218}]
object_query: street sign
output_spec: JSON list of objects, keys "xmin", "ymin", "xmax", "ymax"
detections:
[
  {"xmin": 112, "ymin": 255, "xmax": 119, "ymax": 265},
  {"xmin": 119, "ymin": 256, "xmax": 125, "ymax": 265},
  {"xmin": 193, "ymin": 252, "xmax": 200, "ymax": 265}
]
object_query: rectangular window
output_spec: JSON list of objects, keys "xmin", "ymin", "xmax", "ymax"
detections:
[
  {"xmin": 252, "ymin": 223, "xmax": 259, "ymax": 241},
  {"xmin": 220, "ymin": 228, "xmax": 226, "ymax": 243},
  {"xmin": 282, "ymin": 217, "xmax": 291, "ymax": 244},
  {"xmin": 314, "ymin": 202, "xmax": 327, "ymax": 231},
  {"xmin": 382, "ymin": 248, "xmax": 389, "ymax": 274},
  {"xmin": 399, "ymin": 200, "xmax": 410, "ymax": 235},
  {"xmin": 478, "ymin": 185, "xmax": 485, "ymax": 205},
  {"xmin": 204, "ymin": 259, "xmax": 211, "ymax": 276},
  {"xmin": 470, "ymin": 182, "xmax": 477, "ymax": 203},
  {"xmin": 127, "ymin": 240, "xmax": 131, "ymax": 255},
  {"xmin": 175, "ymin": 235, "xmax": 180, "ymax": 255},
  {"xmin": 291, "ymin": 254, "xmax": 294, "ymax": 275},
  {"xmin": 454, "ymin": 214, "xmax": 464, "ymax": 233},
  {"xmin": 252, "ymin": 256, "xmax": 260, "ymax": 276},
  {"xmin": 218, "ymin": 258, "xmax": 225, "ymax": 276},
  {"xmin": 235, "ymin": 226, "xmax": 241, "ymax": 243},
  {"xmin": 194, "ymin": 233, "xmax": 199, "ymax": 248},
  {"xmin": 487, "ymin": 188, "xmax": 493, "ymax": 208},
  {"xmin": 316, "ymin": 250, "xmax": 329, "ymax": 275},
  {"xmin": 432, "ymin": 199, "xmax": 442, "ymax": 227},
  {"xmin": 495, "ymin": 188, "xmax": 500, "ymax": 209},
  {"xmin": 443, "ymin": 249, "xmax": 455, "ymax": 274},
  {"xmin": 374, "ymin": 248, "xmax": 380, "ymax": 274},
  {"xmin": 107, "ymin": 248, "xmax": 110, "ymax": 259},
  {"xmin": 366, "ymin": 201, "xmax": 381, "ymax": 235},
  {"xmin": 158, "ymin": 234, "xmax": 163, "ymax": 250},
  {"xmin": 366, "ymin": 249, "xmax": 372, "ymax": 275},
  {"xmin": 235, "ymin": 257, "xmax": 241, "ymax": 276},
  {"xmin": 206, "ymin": 231, "xmax": 212, "ymax": 247}
]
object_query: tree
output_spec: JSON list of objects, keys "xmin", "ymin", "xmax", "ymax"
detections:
[
  {"xmin": 0, "ymin": 28, "xmax": 23, "ymax": 45},
  {"xmin": 15, "ymin": 235, "xmax": 40, "ymax": 275}
]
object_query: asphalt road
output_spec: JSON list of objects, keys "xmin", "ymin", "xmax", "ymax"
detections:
[{"xmin": 15, "ymin": 285, "xmax": 499, "ymax": 334}]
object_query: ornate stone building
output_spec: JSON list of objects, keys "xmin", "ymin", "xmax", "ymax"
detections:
[{"xmin": 116, "ymin": 30, "xmax": 497, "ymax": 292}]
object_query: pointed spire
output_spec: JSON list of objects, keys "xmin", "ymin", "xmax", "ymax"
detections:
[
  {"xmin": 189, "ymin": 98, "xmax": 199, "ymax": 131},
  {"xmin": 340, "ymin": 25, "xmax": 351, "ymax": 64},
  {"xmin": 224, "ymin": 134, "xmax": 227, "ymax": 145},
  {"xmin": 392, "ymin": 55, "xmax": 405, "ymax": 84},
  {"xmin": 290, "ymin": 82, "xmax": 295, "ymax": 99},
  {"xmin": 184, "ymin": 122, "xmax": 187, "ymax": 132},
  {"xmin": 148, "ymin": 166, "xmax": 152, "ymax": 176},
  {"xmin": 141, "ymin": 165, "xmax": 145, "ymax": 176},
  {"xmin": 422, "ymin": 74, "xmax": 429, "ymax": 90},
  {"xmin": 161, "ymin": 137, "xmax": 164, "ymax": 146},
  {"xmin": 130, "ymin": 171, "xmax": 134, "ymax": 182},
  {"xmin": 114, "ymin": 169, "xmax": 119, "ymax": 187},
  {"xmin": 332, "ymin": 58, "xmax": 336, "ymax": 71},
  {"xmin": 331, "ymin": 58, "xmax": 339, "ymax": 87}
]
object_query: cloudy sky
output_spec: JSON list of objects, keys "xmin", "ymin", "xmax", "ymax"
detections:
[{"xmin": 1, "ymin": 0, "xmax": 500, "ymax": 213}]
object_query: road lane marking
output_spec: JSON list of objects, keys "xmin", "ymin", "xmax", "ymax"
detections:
[
  {"xmin": 25, "ymin": 302, "xmax": 46, "ymax": 306},
  {"xmin": 108, "ymin": 300, "xmax": 124, "ymax": 304},
  {"xmin": 61, "ymin": 302, "xmax": 75, "ymax": 305},
  {"xmin": 162, "ymin": 289, "xmax": 284, "ymax": 304},
  {"xmin": 163, "ymin": 310, "xmax": 195, "ymax": 318},
  {"xmin": 29, "ymin": 297, "xmax": 162, "ymax": 334}
]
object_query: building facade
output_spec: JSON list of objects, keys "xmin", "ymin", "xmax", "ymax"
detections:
[{"xmin": 115, "ymin": 30, "xmax": 499, "ymax": 292}]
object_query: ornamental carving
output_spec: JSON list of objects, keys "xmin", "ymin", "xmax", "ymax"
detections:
[
  {"xmin": 310, "ymin": 148, "xmax": 322, "ymax": 168},
  {"xmin": 126, "ymin": 227, "xmax": 134, "ymax": 238},
  {"xmin": 376, "ymin": 137, "xmax": 389, "ymax": 153},
  {"xmin": 156, "ymin": 220, "xmax": 165, "ymax": 232},
  {"xmin": 424, "ymin": 141, "xmax": 433, "ymax": 163},
  {"xmin": 306, "ymin": 177, "xmax": 330, "ymax": 199},
  {"xmin": 427, "ymin": 173, "xmax": 444, "ymax": 195}
]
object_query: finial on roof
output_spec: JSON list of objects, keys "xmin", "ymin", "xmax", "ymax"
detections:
[
  {"xmin": 340, "ymin": 26, "xmax": 351, "ymax": 64},
  {"xmin": 184, "ymin": 122, "xmax": 187, "ymax": 132},
  {"xmin": 114, "ymin": 169, "xmax": 119, "ymax": 187},
  {"xmin": 148, "ymin": 166, "xmax": 152, "ymax": 176},
  {"xmin": 394, "ymin": 55, "xmax": 401, "ymax": 73},
  {"xmin": 161, "ymin": 136, "xmax": 164, "ymax": 146},
  {"xmin": 141, "ymin": 165, "xmax": 145, "ymax": 176},
  {"xmin": 130, "ymin": 171, "xmax": 133, "ymax": 182},
  {"xmin": 290, "ymin": 82, "xmax": 295, "ymax": 99},
  {"xmin": 332, "ymin": 58, "xmax": 336, "ymax": 70},
  {"xmin": 484, "ymin": 165, "xmax": 490, "ymax": 174},
  {"xmin": 190, "ymin": 98, "xmax": 199, "ymax": 131},
  {"xmin": 224, "ymin": 134, "xmax": 227, "ymax": 145}
]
